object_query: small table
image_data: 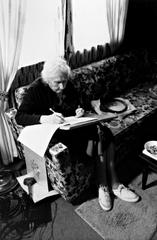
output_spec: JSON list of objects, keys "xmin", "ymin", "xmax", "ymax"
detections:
[{"xmin": 139, "ymin": 153, "xmax": 157, "ymax": 189}]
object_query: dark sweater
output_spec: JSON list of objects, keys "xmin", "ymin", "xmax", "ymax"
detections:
[{"xmin": 15, "ymin": 78, "xmax": 80, "ymax": 126}]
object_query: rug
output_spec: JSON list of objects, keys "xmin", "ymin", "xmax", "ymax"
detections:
[{"xmin": 75, "ymin": 184, "xmax": 157, "ymax": 240}]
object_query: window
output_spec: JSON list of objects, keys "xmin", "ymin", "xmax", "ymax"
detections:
[{"xmin": 72, "ymin": 0, "xmax": 110, "ymax": 53}]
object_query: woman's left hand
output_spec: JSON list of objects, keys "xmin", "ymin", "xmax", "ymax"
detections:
[{"xmin": 75, "ymin": 107, "xmax": 85, "ymax": 118}]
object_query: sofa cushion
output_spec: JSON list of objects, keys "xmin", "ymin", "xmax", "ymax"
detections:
[
  {"xmin": 8, "ymin": 61, "xmax": 44, "ymax": 108},
  {"xmin": 14, "ymin": 84, "xmax": 30, "ymax": 108}
]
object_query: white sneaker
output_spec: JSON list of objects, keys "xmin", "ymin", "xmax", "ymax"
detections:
[
  {"xmin": 98, "ymin": 186, "xmax": 112, "ymax": 211},
  {"xmin": 112, "ymin": 184, "xmax": 139, "ymax": 202}
]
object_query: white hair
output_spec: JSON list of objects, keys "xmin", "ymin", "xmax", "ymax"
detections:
[{"xmin": 41, "ymin": 57, "xmax": 71, "ymax": 83}]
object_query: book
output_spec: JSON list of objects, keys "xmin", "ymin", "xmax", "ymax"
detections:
[
  {"xmin": 59, "ymin": 111, "xmax": 119, "ymax": 130},
  {"xmin": 59, "ymin": 116, "xmax": 98, "ymax": 130}
]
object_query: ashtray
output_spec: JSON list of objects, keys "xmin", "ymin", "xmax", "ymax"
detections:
[{"xmin": 144, "ymin": 141, "xmax": 157, "ymax": 155}]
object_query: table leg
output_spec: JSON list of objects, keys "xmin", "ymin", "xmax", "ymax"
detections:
[{"xmin": 142, "ymin": 167, "xmax": 148, "ymax": 190}]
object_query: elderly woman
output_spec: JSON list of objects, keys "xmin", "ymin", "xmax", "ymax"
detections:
[{"xmin": 15, "ymin": 57, "xmax": 139, "ymax": 211}]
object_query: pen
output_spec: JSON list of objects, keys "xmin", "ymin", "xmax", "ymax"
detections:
[
  {"xmin": 49, "ymin": 108, "xmax": 55, "ymax": 114},
  {"xmin": 49, "ymin": 108, "xmax": 65, "ymax": 121}
]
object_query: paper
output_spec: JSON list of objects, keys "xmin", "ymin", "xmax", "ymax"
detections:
[
  {"xmin": 18, "ymin": 123, "xmax": 60, "ymax": 157},
  {"xmin": 91, "ymin": 98, "xmax": 136, "ymax": 119},
  {"xmin": 60, "ymin": 116, "xmax": 98, "ymax": 130},
  {"xmin": 117, "ymin": 98, "xmax": 136, "ymax": 118}
]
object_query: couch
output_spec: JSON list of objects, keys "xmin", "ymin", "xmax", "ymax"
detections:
[{"xmin": 7, "ymin": 48, "xmax": 157, "ymax": 201}]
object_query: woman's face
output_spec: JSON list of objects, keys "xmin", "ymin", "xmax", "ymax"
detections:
[{"xmin": 48, "ymin": 75, "xmax": 68, "ymax": 94}]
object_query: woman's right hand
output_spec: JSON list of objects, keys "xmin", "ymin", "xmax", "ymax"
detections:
[
  {"xmin": 40, "ymin": 113, "xmax": 65, "ymax": 124},
  {"xmin": 91, "ymin": 99, "xmax": 102, "ymax": 115}
]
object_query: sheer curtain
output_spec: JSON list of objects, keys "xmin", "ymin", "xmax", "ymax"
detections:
[
  {"xmin": 19, "ymin": 0, "xmax": 66, "ymax": 68},
  {"xmin": 0, "ymin": 0, "xmax": 26, "ymax": 165},
  {"xmin": 106, "ymin": 0, "xmax": 129, "ymax": 53}
]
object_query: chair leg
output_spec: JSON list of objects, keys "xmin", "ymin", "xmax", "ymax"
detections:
[{"xmin": 142, "ymin": 167, "xmax": 148, "ymax": 190}]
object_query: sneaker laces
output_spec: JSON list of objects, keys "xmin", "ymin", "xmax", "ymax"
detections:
[
  {"xmin": 99, "ymin": 185, "xmax": 111, "ymax": 202},
  {"xmin": 116, "ymin": 184, "xmax": 130, "ymax": 193},
  {"xmin": 99, "ymin": 185, "xmax": 109, "ymax": 192}
]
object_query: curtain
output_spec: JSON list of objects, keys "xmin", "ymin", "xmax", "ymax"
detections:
[
  {"xmin": 64, "ymin": 0, "xmax": 74, "ymax": 61},
  {"xmin": 106, "ymin": 0, "xmax": 129, "ymax": 53},
  {"xmin": 56, "ymin": 0, "xmax": 66, "ymax": 58},
  {"xmin": 0, "ymin": 0, "xmax": 26, "ymax": 165}
]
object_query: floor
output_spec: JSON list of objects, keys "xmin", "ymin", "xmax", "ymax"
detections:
[{"xmin": 0, "ymin": 155, "xmax": 152, "ymax": 240}]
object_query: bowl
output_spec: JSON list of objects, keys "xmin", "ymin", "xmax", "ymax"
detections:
[{"xmin": 144, "ymin": 141, "xmax": 157, "ymax": 155}]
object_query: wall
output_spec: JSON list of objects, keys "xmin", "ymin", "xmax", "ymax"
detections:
[{"xmin": 123, "ymin": 0, "xmax": 157, "ymax": 55}]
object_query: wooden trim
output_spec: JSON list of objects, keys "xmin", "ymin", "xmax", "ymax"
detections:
[{"xmin": 68, "ymin": 43, "xmax": 112, "ymax": 69}]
